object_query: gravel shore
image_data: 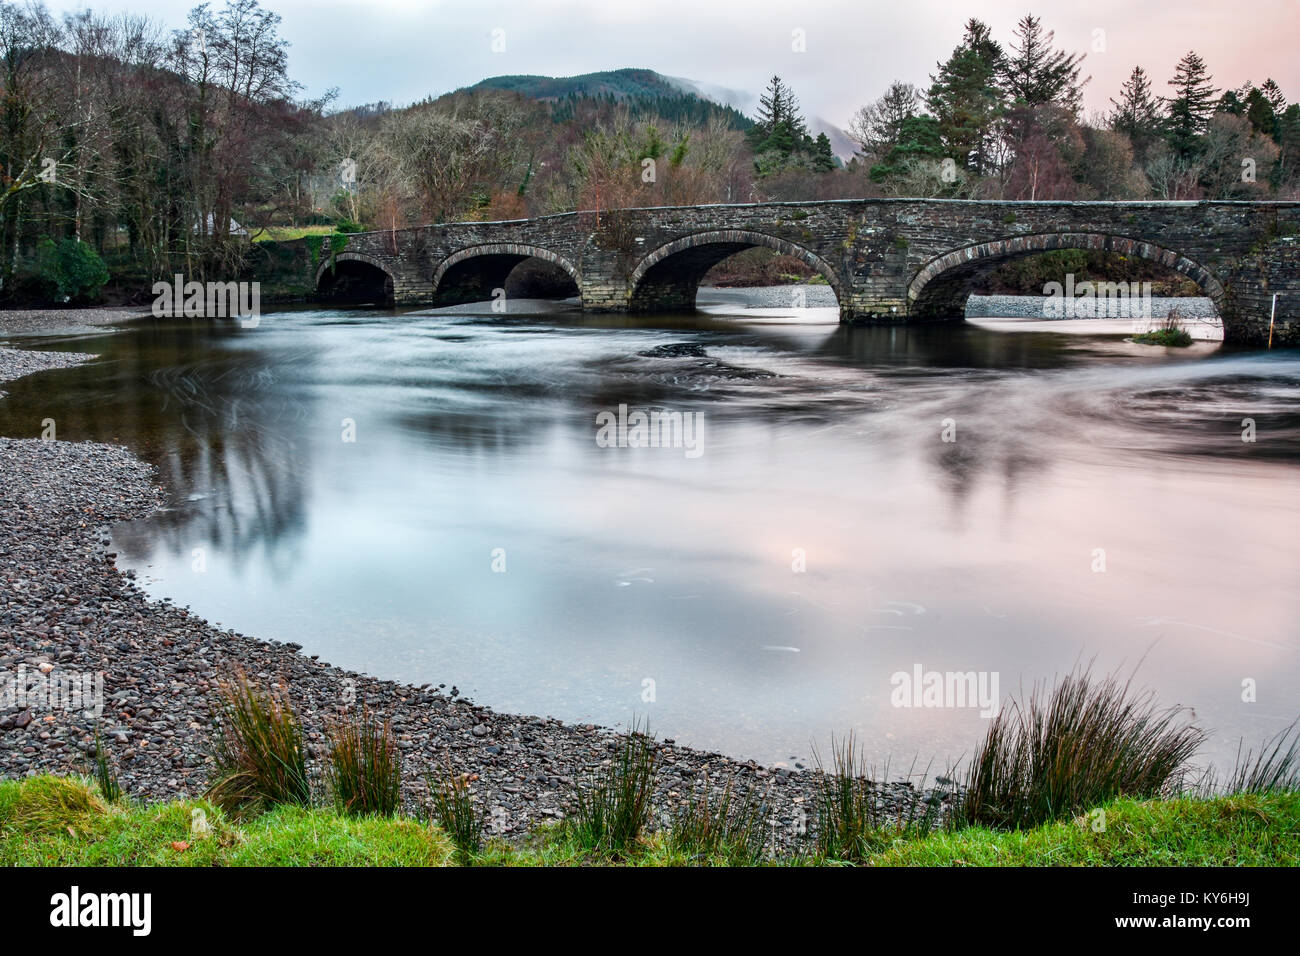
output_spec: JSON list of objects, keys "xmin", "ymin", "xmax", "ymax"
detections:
[
  {"xmin": 0, "ymin": 348, "xmax": 98, "ymax": 401},
  {"xmin": 0, "ymin": 306, "xmax": 149, "ymax": 338},
  {"xmin": 701, "ymin": 283, "xmax": 839, "ymax": 309},
  {"xmin": 965, "ymin": 293, "xmax": 1221, "ymax": 323},
  {"xmin": 0, "ymin": 330, "xmax": 942, "ymax": 848}
]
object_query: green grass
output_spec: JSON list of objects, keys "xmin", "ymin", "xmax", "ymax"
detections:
[
  {"xmin": 0, "ymin": 777, "xmax": 454, "ymax": 867},
  {"xmin": 1, "ymin": 776, "xmax": 1295, "ymax": 866},
  {"xmin": 872, "ymin": 793, "xmax": 1300, "ymax": 866},
  {"xmin": 1, "ymin": 775, "xmax": 107, "ymax": 836}
]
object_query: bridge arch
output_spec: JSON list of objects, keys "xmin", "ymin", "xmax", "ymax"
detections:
[
  {"xmin": 628, "ymin": 229, "xmax": 845, "ymax": 312},
  {"xmin": 315, "ymin": 252, "xmax": 396, "ymax": 305},
  {"xmin": 432, "ymin": 243, "xmax": 580, "ymax": 306},
  {"xmin": 907, "ymin": 232, "xmax": 1227, "ymax": 318}
]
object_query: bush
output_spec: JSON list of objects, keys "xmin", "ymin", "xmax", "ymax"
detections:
[{"xmin": 33, "ymin": 237, "xmax": 110, "ymax": 302}]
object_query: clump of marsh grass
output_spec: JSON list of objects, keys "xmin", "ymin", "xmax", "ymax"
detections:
[
  {"xmin": 90, "ymin": 728, "xmax": 122, "ymax": 803},
  {"xmin": 668, "ymin": 773, "xmax": 773, "ymax": 865},
  {"xmin": 205, "ymin": 669, "xmax": 311, "ymax": 815},
  {"xmin": 953, "ymin": 668, "xmax": 1204, "ymax": 830},
  {"xmin": 566, "ymin": 718, "xmax": 660, "ymax": 856},
  {"xmin": 1219, "ymin": 719, "xmax": 1300, "ymax": 796},
  {"xmin": 326, "ymin": 710, "xmax": 402, "ymax": 818},
  {"xmin": 428, "ymin": 763, "xmax": 484, "ymax": 864},
  {"xmin": 1133, "ymin": 307, "xmax": 1193, "ymax": 346},
  {"xmin": 813, "ymin": 737, "xmax": 943, "ymax": 863}
]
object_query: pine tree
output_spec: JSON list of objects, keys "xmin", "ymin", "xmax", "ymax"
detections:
[
  {"xmin": 755, "ymin": 75, "xmax": 788, "ymax": 133},
  {"xmin": 1004, "ymin": 14, "xmax": 1087, "ymax": 113},
  {"xmin": 869, "ymin": 114, "xmax": 945, "ymax": 183},
  {"xmin": 1242, "ymin": 87, "xmax": 1278, "ymax": 137},
  {"xmin": 1109, "ymin": 66, "xmax": 1162, "ymax": 158},
  {"xmin": 1260, "ymin": 78, "xmax": 1287, "ymax": 117},
  {"xmin": 1260, "ymin": 78, "xmax": 1288, "ymax": 143},
  {"xmin": 749, "ymin": 75, "xmax": 811, "ymax": 161},
  {"xmin": 926, "ymin": 19, "xmax": 1007, "ymax": 175},
  {"xmin": 1166, "ymin": 51, "xmax": 1219, "ymax": 158},
  {"xmin": 812, "ymin": 132, "xmax": 835, "ymax": 171}
]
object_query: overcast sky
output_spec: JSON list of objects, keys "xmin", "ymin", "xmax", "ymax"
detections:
[{"xmin": 42, "ymin": 0, "xmax": 1300, "ymax": 127}]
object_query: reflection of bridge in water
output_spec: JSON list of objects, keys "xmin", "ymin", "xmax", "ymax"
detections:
[{"xmin": 303, "ymin": 198, "xmax": 1300, "ymax": 345}]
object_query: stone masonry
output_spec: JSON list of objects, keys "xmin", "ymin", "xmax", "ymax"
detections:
[{"xmin": 303, "ymin": 199, "xmax": 1300, "ymax": 345}]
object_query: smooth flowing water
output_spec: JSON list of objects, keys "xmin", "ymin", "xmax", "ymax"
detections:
[{"xmin": 3, "ymin": 292, "xmax": 1298, "ymax": 771}]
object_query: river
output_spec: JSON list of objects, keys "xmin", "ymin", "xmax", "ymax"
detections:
[{"xmin": 2, "ymin": 289, "xmax": 1296, "ymax": 773}]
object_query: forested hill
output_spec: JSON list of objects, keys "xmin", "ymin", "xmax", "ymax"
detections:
[{"xmin": 468, "ymin": 69, "xmax": 754, "ymax": 129}]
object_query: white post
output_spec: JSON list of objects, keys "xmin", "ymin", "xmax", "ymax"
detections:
[{"xmin": 1268, "ymin": 293, "xmax": 1278, "ymax": 349}]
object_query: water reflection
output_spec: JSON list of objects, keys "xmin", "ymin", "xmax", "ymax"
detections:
[{"xmin": 2, "ymin": 304, "xmax": 1297, "ymax": 771}]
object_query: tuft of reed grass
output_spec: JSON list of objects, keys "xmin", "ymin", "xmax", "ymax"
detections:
[
  {"xmin": 668, "ymin": 773, "xmax": 773, "ymax": 865},
  {"xmin": 1222, "ymin": 719, "xmax": 1300, "ymax": 795},
  {"xmin": 91, "ymin": 729, "xmax": 122, "ymax": 803},
  {"xmin": 953, "ymin": 668, "xmax": 1204, "ymax": 830},
  {"xmin": 1133, "ymin": 307, "xmax": 1193, "ymax": 346},
  {"xmin": 326, "ymin": 710, "xmax": 402, "ymax": 818},
  {"xmin": 205, "ymin": 669, "xmax": 311, "ymax": 815},
  {"xmin": 813, "ymin": 736, "xmax": 942, "ymax": 863},
  {"xmin": 5, "ymin": 775, "xmax": 107, "ymax": 834},
  {"xmin": 566, "ymin": 718, "xmax": 660, "ymax": 856},
  {"xmin": 428, "ymin": 763, "xmax": 484, "ymax": 864}
]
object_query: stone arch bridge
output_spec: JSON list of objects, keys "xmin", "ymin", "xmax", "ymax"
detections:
[{"xmin": 303, "ymin": 199, "xmax": 1300, "ymax": 345}]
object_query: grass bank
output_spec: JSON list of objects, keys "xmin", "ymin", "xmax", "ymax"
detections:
[{"xmin": 1, "ymin": 775, "xmax": 1295, "ymax": 867}]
